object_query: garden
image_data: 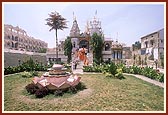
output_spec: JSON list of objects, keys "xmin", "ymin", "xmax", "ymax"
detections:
[
  {"xmin": 4, "ymin": 72, "xmax": 164, "ymax": 111},
  {"xmin": 83, "ymin": 63, "xmax": 164, "ymax": 83},
  {"xmin": 3, "ymin": 59, "xmax": 164, "ymax": 111}
]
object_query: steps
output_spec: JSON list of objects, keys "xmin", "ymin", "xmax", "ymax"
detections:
[
  {"xmin": 87, "ymin": 53, "xmax": 93, "ymax": 65},
  {"xmin": 71, "ymin": 52, "xmax": 93, "ymax": 74},
  {"xmin": 72, "ymin": 61, "xmax": 83, "ymax": 74}
]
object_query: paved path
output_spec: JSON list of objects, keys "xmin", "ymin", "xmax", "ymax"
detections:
[
  {"xmin": 72, "ymin": 68, "xmax": 83, "ymax": 74},
  {"xmin": 72, "ymin": 61, "xmax": 83, "ymax": 74},
  {"xmin": 123, "ymin": 73, "xmax": 164, "ymax": 88}
]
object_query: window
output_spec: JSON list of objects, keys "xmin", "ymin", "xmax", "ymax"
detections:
[
  {"xmin": 7, "ymin": 36, "xmax": 10, "ymax": 39},
  {"xmin": 145, "ymin": 41, "xmax": 148, "ymax": 48},
  {"xmin": 15, "ymin": 36, "xmax": 18, "ymax": 41},
  {"xmin": 161, "ymin": 40, "xmax": 163, "ymax": 43},
  {"xmin": 12, "ymin": 35, "xmax": 14, "ymax": 41},
  {"xmin": 150, "ymin": 40, "xmax": 154, "ymax": 46},
  {"xmin": 7, "ymin": 42, "xmax": 10, "ymax": 46},
  {"xmin": 12, "ymin": 42, "xmax": 14, "ymax": 48},
  {"xmin": 73, "ymin": 42, "xmax": 75, "ymax": 48},
  {"xmin": 105, "ymin": 43, "xmax": 110, "ymax": 51}
]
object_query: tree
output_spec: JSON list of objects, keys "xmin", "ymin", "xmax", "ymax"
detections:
[
  {"xmin": 133, "ymin": 54, "xmax": 136, "ymax": 65},
  {"xmin": 90, "ymin": 33, "xmax": 104, "ymax": 64},
  {"xmin": 144, "ymin": 55, "xmax": 147, "ymax": 65},
  {"xmin": 138, "ymin": 55, "xmax": 141, "ymax": 65},
  {"xmin": 64, "ymin": 37, "xmax": 72, "ymax": 63},
  {"xmin": 46, "ymin": 11, "xmax": 68, "ymax": 63},
  {"xmin": 132, "ymin": 41, "xmax": 141, "ymax": 51},
  {"xmin": 160, "ymin": 54, "xmax": 164, "ymax": 68},
  {"xmin": 39, "ymin": 48, "xmax": 47, "ymax": 53}
]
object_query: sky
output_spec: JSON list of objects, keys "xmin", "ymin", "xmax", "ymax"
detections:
[{"xmin": 3, "ymin": 2, "xmax": 165, "ymax": 48}]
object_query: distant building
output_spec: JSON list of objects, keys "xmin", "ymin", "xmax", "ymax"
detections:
[
  {"xmin": 111, "ymin": 40, "xmax": 123, "ymax": 64},
  {"xmin": 140, "ymin": 28, "xmax": 164, "ymax": 68},
  {"xmin": 46, "ymin": 49, "xmax": 67, "ymax": 63},
  {"xmin": 122, "ymin": 46, "xmax": 132, "ymax": 65},
  {"xmin": 46, "ymin": 41, "xmax": 68, "ymax": 64},
  {"xmin": 47, "ymin": 12, "xmax": 124, "ymax": 64},
  {"xmin": 4, "ymin": 24, "xmax": 48, "ymax": 53},
  {"xmin": 69, "ymin": 13, "xmax": 123, "ymax": 64},
  {"xmin": 102, "ymin": 38, "xmax": 113, "ymax": 62},
  {"xmin": 4, "ymin": 24, "xmax": 48, "ymax": 67}
]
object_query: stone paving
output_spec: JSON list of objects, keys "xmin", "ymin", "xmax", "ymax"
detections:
[{"xmin": 72, "ymin": 61, "xmax": 83, "ymax": 74}]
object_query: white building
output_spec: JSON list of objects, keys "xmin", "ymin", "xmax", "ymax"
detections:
[
  {"xmin": 4, "ymin": 24, "xmax": 48, "ymax": 53},
  {"xmin": 141, "ymin": 28, "xmax": 164, "ymax": 68}
]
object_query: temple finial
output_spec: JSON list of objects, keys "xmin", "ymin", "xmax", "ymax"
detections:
[{"xmin": 73, "ymin": 11, "xmax": 75, "ymax": 20}]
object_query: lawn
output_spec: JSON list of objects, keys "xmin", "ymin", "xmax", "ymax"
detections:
[{"xmin": 3, "ymin": 72, "xmax": 164, "ymax": 111}]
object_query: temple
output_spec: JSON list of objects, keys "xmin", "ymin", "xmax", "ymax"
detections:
[
  {"xmin": 4, "ymin": 11, "xmax": 164, "ymax": 68},
  {"xmin": 68, "ymin": 12, "xmax": 123, "ymax": 65}
]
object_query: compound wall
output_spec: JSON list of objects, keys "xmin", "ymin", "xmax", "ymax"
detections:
[{"xmin": 4, "ymin": 52, "xmax": 47, "ymax": 68}]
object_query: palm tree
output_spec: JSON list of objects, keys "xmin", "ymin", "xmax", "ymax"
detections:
[{"xmin": 46, "ymin": 11, "xmax": 68, "ymax": 63}]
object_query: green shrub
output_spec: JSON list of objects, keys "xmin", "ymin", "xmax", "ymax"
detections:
[
  {"xmin": 35, "ymin": 87, "xmax": 49, "ymax": 98},
  {"xmin": 83, "ymin": 65, "xmax": 102, "ymax": 73},
  {"xmin": 21, "ymin": 71, "xmax": 32, "ymax": 78},
  {"xmin": 83, "ymin": 66, "xmax": 91, "ymax": 72},
  {"xmin": 157, "ymin": 73, "xmax": 164, "ymax": 82},
  {"xmin": 54, "ymin": 90, "xmax": 63, "ymax": 96},
  {"xmin": 132, "ymin": 66, "xmax": 141, "ymax": 74},
  {"xmin": 31, "ymin": 71, "xmax": 39, "ymax": 76},
  {"xmin": 122, "ymin": 65, "xmax": 164, "ymax": 83},
  {"xmin": 115, "ymin": 73, "xmax": 124, "ymax": 79},
  {"xmin": 75, "ymin": 82, "xmax": 86, "ymax": 91},
  {"xmin": 4, "ymin": 66, "xmax": 14, "ymax": 75},
  {"xmin": 115, "ymin": 68, "xmax": 125, "ymax": 79},
  {"xmin": 4, "ymin": 58, "xmax": 48, "ymax": 75},
  {"xmin": 69, "ymin": 87, "xmax": 77, "ymax": 94},
  {"xmin": 25, "ymin": 83, "xmax": 39, "ymax": 94},
  {"xmin": 109, "ymin": 62, "xmax": 117, "ymax": 75}
]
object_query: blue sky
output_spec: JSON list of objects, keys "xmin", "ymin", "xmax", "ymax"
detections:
[{"xmin": 3, "ymin": 2, "xmax": 164, "ymax": 48}]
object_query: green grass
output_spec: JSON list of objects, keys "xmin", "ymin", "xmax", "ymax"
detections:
[{"xmin": 4, "ymin": 73, "xmax": 164, "ymax": 111}]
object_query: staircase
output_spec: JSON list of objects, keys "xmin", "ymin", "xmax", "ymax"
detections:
[
  {"xmin": 71, "ymin": 54, "xmax": 84, "ymax": 74},
  {"xmin": 72, "ymin": 61, "xmax": 83, "ymax": 74},
  {"xmin": 71, "ymin": 52, "xmax": 93, "ymax": 74},
  {"xmin": 87, "ymin": 53, "xmax": 93, "ymax": 65}
]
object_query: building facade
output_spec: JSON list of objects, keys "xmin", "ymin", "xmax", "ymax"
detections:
[
  {"xmin": 46, "ymin": 13, "xmax": 124, "ymax": 64},
  {"xmin": 4, "ymin": 24, "xmax": 48, "ymax": 53},
  {"xmin": 4, "ymin": 24, "xmax": 48, "ymax": 67},
  {"xmin": 46, "ymin": 41, "xmax": 68, "ymax": 64},
  {"xmin": 68, "ymin": 13, "xmax": 123, "ymax": 64},
  {"xmin": 140, "ymin": 29, "xmax": 164, "ymax": 68},
  {"xmin": 122, "ymin": 46, "xmax": 132, "ymax": 65}
]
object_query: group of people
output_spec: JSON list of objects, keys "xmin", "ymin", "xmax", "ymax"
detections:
[
  {"xmin": 76, "ymin": 47, "xmax": 89, "ymax": 66},
  {"xmin": 73, "ymin": 47, "xmax": 89, "ymax": 70}
]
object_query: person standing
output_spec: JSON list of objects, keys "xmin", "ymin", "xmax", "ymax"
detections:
[{"xmin": 74, "ymin": 61, "xmax": 78, "ymax": 69}]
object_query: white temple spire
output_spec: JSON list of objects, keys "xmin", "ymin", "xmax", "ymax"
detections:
[{"xmin": 94, "ymin": 10, "xmax": 97, "ymax": 19}]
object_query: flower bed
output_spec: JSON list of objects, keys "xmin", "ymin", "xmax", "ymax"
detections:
[
  {"xmin": 83, "ymin": 63, "xmax": 164, "ymax": 82},
  {"xmin": 121, "ymin": 65, "xmax": 164, "ymax": 83}
]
